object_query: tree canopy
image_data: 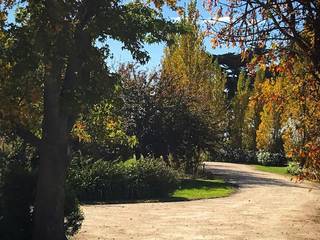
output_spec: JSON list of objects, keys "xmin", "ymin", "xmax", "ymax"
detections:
[
  {"xmin": 206, "ymin": 0, "xmax": 320, "ymax": 73},
  {"xmin": 0, "ymin": 1, "xmax": 183, "ymax": 239}
]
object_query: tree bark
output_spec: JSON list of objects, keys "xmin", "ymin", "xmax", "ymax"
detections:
[
  {"xmin": 32, "ymin": 63, "xmax": 69, "ymax": 240},
  {"xmin": 32, "ymin": 136, "xmax": 68, "ymax": 240}
]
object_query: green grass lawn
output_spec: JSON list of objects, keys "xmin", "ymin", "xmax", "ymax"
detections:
[
  {"xmin": 254, "ymin": 165, "xmax": 289, "ymax": 176},
  {"xmin": 170, "ymin": 178, "xmax": 235, "ymax": 200}
]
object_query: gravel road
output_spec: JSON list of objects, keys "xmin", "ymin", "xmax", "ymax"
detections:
[{"xmin": 74, "ymin": 162, "xmax": 320, "ymax": 240}]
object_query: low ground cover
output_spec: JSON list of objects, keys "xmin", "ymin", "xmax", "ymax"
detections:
[
  {"xmin": 254, "ymin": 165, "xmax": 289, "ymax": 176},
  {"xmin": 171, "ymin": 178, "xmax": 235, "ymax": 200}
]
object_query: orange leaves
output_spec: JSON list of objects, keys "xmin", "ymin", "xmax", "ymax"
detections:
[
  {"xmin": 304, "ymin": 143, "xmax": 320, "ymax": 161},
  {"xmin": 258, "ymin": 78, "xmax": 285, "ymax": 109},
  {"xmin": 150, "ymin": 0, "xmax": 177, "ymax": 9},
  {"xmin": 210, "ymin": 37, "xmax": 219, "ymax": 48},
  {"xmin": 166, "ymin": 0, "xmax": 177, "ymax": 7},
  {"xmin": 272, "ymin": 55, "xmax": 320, "ymax": 179},
  {"xmin": 176, "ymin": 7, "xmax": 184, "ymax": 16},
  {"xmin": 72, "ymin": 121, "xmax": 91, "ymax": 143}
]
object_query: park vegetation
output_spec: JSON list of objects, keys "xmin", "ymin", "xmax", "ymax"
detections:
[{"xmin": 0, "ymin": 0, "xmax": 319, "ymax": 240}]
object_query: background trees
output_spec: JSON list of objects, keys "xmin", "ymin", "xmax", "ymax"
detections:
[
  {"xmin": 208, "ymin": 0, "xmax": 319, "ymax": 177},
  {"xmin": 160, "ymin": 2, "xmax": 228, "ymax": 172},
  {"xmin": 229, "ymin": 70, "xmax": 250, "ymax": 149},
  {"xmin": 206, "ymin": 0, "xmax": 320, "ymax": 74},
  {"xmin": 256, "ymin": 79, "xmax": 284, "ymax": 154},
  {"xmin": 118, "ymin": 2, "xmax": 229, "ymax": 174},
  {"xmin": 242, "ymin": 69, "xmax": 265, "ymax": 152},
  {"xmin": 277, "ymin": 56, "xmax": 320, "ymax": 179}
]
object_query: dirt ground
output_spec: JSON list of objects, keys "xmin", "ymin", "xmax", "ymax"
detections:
[{"xmin": 74, "ymin": 162, "xmax": 320, "ymax": 240}]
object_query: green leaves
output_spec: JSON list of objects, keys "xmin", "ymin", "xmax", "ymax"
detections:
[{"xmin": 1, "ymin": 0, "xmax": 183, "ymax": 143}]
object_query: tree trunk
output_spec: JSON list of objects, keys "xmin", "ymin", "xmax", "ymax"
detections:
[
  {"xmin": 32, "ymin": 63, "xmax": 69, "ymax": 240},
  {"xmin": 33, "ymin": 138, "xmax": 68, "ymax": 240}
]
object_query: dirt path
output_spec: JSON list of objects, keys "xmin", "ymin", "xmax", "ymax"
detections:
[{"xmin": 74, "ymin": 162, "xmax": 320, "ymax": 240}]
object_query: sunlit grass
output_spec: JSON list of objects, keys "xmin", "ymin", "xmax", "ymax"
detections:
[
  {"xmin": 254, "ymin": 165, "xmax": 289, "ymax": 176},
  {"xmin": 171, "ymin": 179, "xmax": 235, "ymax": 200}
]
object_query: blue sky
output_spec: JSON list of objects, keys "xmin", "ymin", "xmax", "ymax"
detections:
[{"xmin": 107, "ymin": 34, "xmax": 237, "ymax": 71}]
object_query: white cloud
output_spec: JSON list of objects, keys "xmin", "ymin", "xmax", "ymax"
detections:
[
  {"xmin": 170, "ymin": 16, "xmax": 181, "ymax": 22},
  {"xmin": 203, "ymin": 16, "xmax": 230, "ymax": 25},
  {"xmin": 170, "ymin": 16, "xmax": 230, "ymax": 25}
]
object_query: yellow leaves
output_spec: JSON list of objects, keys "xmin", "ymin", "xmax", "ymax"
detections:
[
  {"xmin": 258, "ymin": 63, "xmax": 266, "ymax": 71},
  {"xmin": 271, "ymin": 55, "xmax": 320, "ymax": 178},
  {"xmin": 72, "ymin": 101, "xmax": 137, "ymax": 148},
  {"xmin": 128, "ymin": 135, "xmax": 138, "ymax": 149},
  {"xmin": 106, "ymin": 119, "xmax": 117, "ymax": 130},
  {"xmin": 72, "ymin": 121, "xmax": 91, "ymax": 143},
  {"xmin": 150, "ymin": 0, "xmax": 177, "ymax": 9},
  {"xmin": 0, "ymin": 11, "xmax": 7, "ymax": 23}
]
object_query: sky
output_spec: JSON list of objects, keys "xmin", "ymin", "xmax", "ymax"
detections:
[
  {"xmin": 107, "ymin": 33, "xmax": 237, "ymax": 71},
  {"xmin": 6, "ymin": 0, "xmax": 239, "ymax": 71},
  {"xmin": 106, "ymin": 1, "xmax": 238, "ymax": 70}
]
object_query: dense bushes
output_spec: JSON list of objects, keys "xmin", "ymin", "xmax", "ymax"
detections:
[
  {"xmin": 213, "ymin": 148, "xmax": 257, "ymax": 164},
  {"xmin": 0, "ymin": 146, "xmax": 83, "ymax": 240},
  {"xmin": 210, "ymin": 148, "xmax": 291, "ymax": 167},
  {"xmin": 0, "ymin": 160, "xmax": 35, "ymax": 240},
  {"xmin": 0, "ymin": 144, "xmax": 179, "ymax": 239},
  {"xmin": 257, "ymin": 151, "xmax": 287, "ymax": 166},
  {"xmin": 68, "ymin": 154, "xmax": 179, "ymax": 202}
]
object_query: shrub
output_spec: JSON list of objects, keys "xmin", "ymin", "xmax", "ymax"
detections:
[
  {"xmin": 0, "ymin": 150, "xmax": 83, "ymax": 240},
  {"xmin": 257, "ymin": 151, "xmax": 287, "ymax": 166},
  {"xmin": 286, "ymin": 161, "xmax": 302, "ymax": 176},
  {"xmin": 0, "ymin": 161, "xmax": 35, "ymax": 240},
  {"xmin": 68, "ymin": 155, "xmax": 179, "ymax": 202},
  {"xmin": 212, "ymin": 148, "xmax": 257, "ymax": 164}
]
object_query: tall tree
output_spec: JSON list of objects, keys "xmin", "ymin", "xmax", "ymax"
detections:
[
  {"xmin": 0, "ymin": 1, "xmax": 182, "ymax": 239},
  {"xmin": 256, "ymin": 77, "xmax": 284, "ymax": 154},
  {"xmin": 278, "ymin": 56, "xmax": 320, "ymax": 179},
  {"xmin": 229, "ymin": 70, "xmax": 250, "ymax": 149},
  {"xmin": 243, "ymin": 69, "xmax": 265, "ymax": 152},
  {"xmin": 161, "ymin": 1, "xmax": 228, "ymax": 172}
]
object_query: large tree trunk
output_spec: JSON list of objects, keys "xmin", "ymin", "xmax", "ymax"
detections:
[
  {"xmin": 33, "ymin": 64, "xmax": 69, "ymax": 240},
  {"xmin": 33, "ymin": 137, "xmax": 68, "ymax": 240}
]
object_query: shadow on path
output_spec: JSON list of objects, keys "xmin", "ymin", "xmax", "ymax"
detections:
[{"xmin": 205, "ymin": 163, "xmax": 316, "ymax": 190}]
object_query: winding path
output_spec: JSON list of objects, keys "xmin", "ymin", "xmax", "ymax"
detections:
[{"xmin": 74, "ymin": 162, "xmax": 320, "ymax": 240}]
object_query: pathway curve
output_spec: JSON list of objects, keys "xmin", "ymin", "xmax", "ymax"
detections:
[{"xmin": 74, "ymin": 162, "xmax": 320, "ymax": 240}]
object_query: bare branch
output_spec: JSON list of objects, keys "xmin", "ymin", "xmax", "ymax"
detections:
[{"xmin": 14, "ymin": 125, "xmax": 42, "ymax": 148}]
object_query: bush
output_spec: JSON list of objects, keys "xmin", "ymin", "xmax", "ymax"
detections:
[
  {"xmin": 68, "ymin": 154, "xmax": 179, "ymax": 202},
  {"xmin": 212, "ymin": 148, "xmax": 257, "ymax": 164},
  {"xmin": 0, "ymin": 149, "xmax": 83, "ymax": 240},
  {"xmin": 257, "ymin": 151, "xmax": 287, "ymax": 166},
  {"xmin": 0, "ymin": 161, "xmax": 35, "ymax": 240},
  {"xmin": 286, "ymin": 161, "xmax": 302, "ymax": 176}
]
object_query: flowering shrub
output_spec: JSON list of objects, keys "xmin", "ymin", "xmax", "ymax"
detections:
[{"xmin": 257, "ymin": 151, "xmax": 287, "ymax": 166}]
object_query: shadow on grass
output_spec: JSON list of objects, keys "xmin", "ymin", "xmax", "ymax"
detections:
[
  {"xmin": 80, "ymin": 196, "xmax": 190, "ymax": 205},
  {"xmin": 177, "ymin": 178, "xmax": 232, "ymax": 190},
  {"xmin": 80, "ymin": 178, "xmax": 235, "ymax": 205}
]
